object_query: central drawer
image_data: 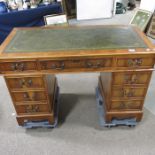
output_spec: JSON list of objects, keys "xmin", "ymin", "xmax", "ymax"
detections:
[
  {"xmin": 12, "ymin": 91, "xmax": 47, "ymax": 102},
  {"xmin": 16, "ymin": 104, "xmax": 50, "ymax": 114},
  {"xmin": 6, "ymin": 76, "xmax": 45, "ymax": 90},
  {"xmin": 112, "ymin": 87, "xmax": 146, "ymax": 99},
  {"xmin": 39, "ymin": 57, "xmax": 112, "ymax": 71}
]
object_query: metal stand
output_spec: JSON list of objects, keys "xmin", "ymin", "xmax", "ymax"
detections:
[
  {"xmin": 96, "ymin": 87, "xmax": 137, "ymax": 128},
  {"xmin": 23, "ymin": 87, "xmax": 60, "ymax": 129}
]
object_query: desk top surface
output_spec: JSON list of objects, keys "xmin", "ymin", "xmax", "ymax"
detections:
[
  {"xmin": 3, "ymin": 26, "xmax": 148, "ymax": 53},
  {"xmin": 1, "ymin": 25, "xmax": 154, "ymax": 59}
]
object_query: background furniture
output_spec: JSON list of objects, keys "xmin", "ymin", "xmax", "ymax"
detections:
[
  {"xmin": 0, "ymin": 3, "xmax": 62, "ymax": 44},
  {"xmin": 0, "ymin": 25, "xmax": 154, "ymax": 126},
  {"xmin": 76, "ymin": 0, "xmax": 114, "ymax": 20}
]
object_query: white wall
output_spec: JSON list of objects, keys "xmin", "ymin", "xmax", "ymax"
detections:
[{"xmin": 140, "ymin": 0, "xmax": 155, "ymax": 12}]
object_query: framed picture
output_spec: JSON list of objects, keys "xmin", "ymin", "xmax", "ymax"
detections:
[
  {"xmin": 147, "ymin": 13, "xmax": 155, "ymax": 39},
  {"xmin": 44, "ymin": 14, "xmax": 68, "ymax": 26},
  {"xmin": 130, "ymin": 9, "xmax": 152, "ymax": 31}
]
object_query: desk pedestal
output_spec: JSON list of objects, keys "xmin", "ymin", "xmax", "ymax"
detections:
[
  {"xmin": 98, "ymin": 71, "xmax": 152, "ymax": 123},
  {"xmin": 5, "ymin": 75, "xmax": 58, "ymax": 126}
]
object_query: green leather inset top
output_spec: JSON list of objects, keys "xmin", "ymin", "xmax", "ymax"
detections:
[{"xmin": 4, "ymin": 26, "xmax": 147, "ymax": 53}]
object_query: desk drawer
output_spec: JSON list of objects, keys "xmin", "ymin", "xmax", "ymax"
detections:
[
  {"xmin": 12, "ymin": 91, "xmax": 47, "ymax": 102},
  {"xmin": 113, "ymin": 72, "xmax": 151, "ymax": 85},
  {"xmin": 16, "ymin": 104, "xmax": 50, "ymax": 114},
  {"xmin": 39, "ymin": 58, "xmax": 112, "ymax": 71},
  {"xmin": 112, "ymin": 87, "xmax": 146, "ymax": 99},
  {"xmin": 0, "ymin": 61, "xmax": 37, "ymax": 72},
  {"xmin": 116, "ymin": 57, "xmax": 154, "ymax": 68},
  {"xmin": 6, "ymin": 76, "xmax": 45, "ymax": 90},
  {"xmin": 110, "ymin": 100, "xmax": 142, "ymax": 110}
]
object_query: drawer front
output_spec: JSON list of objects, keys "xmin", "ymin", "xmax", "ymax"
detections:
[
  {"xmin": 117, "ymin": 57, "xmax": 154, "ymax": 68},
  {"xmin": 0, "ymin": 61, "xmax": 37, "ymax": 72},
  {"xmin": 113, "ymin": 72, "xmax": 151, "ymax": 85},
  {"xmin": 111, "ymin": 100, "xmax": 142, "ymax": 110},
  {"xmin": 16, "ymin": 104, "xmax": 50, "ymax": 114},
  {"xmin": 12, "ymin": 91, "xmax": 47, "ymax": 102},
  {"xmin": 112, "ymin": 87, "xmax": 146, "ymax": 99},
  {"xmin": 40, "ymin": 58, "xmax": 112, "ymax": 71},
  {"xmin": 6, "ymin": 77, "xmax": 44, "ymax": 89}
]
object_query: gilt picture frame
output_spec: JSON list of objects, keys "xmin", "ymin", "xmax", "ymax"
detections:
[
  {"xmin": 147, "ymin": 13, "xmax": 155, "ymax": 39},
  {"xmin": 130, "ymin": 9, "xmax": 152, "ymax": 31}
]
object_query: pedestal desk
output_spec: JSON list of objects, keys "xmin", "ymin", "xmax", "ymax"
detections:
[{"xmin": 0, "ymin": 25, "xmax": 155, "ymax": 126}]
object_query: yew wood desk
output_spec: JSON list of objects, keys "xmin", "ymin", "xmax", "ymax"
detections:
[{"xmin": 0, "ymin": 25, "xmax": 155, "ymax": 126}]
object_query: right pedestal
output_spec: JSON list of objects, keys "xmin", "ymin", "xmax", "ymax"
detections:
[{"xmin": 98, "ymin": 71, "xmax": 152, "ymax": 123}]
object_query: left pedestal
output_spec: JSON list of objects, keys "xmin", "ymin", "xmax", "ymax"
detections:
[{"xmin": 4, "ymin": 74, "xmax": 58, "ymax": 126}]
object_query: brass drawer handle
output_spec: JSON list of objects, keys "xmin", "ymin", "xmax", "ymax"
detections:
[
  {"xmin": 23, "ymin": 92, "xmax": 35, "ymax": 101},
  {"xmin": 25, "ymin": 105, "xmax": 39, "ymax": 113},
  {"xmin": 20, "ymin": 79, "xmax": 33, "ymax": 87},
  {"xmin": 119, "ymin": 102, "xmax": 133, "ymax": 109},
  {"xmin": 51, "ymin": 62, "xmax": 65, "ymax": 70},
  {"xmin": 23, "ymin": 93, "xmax": 29, "ymax": 100},
  {"xmin": 124, "ymin": 74, "xmax": 138, "ymax": 84},
  {"xmin": 27, "ymin": 79, "xmax": 32, "ymax": 86},
  {"xmin": 42, "ymin": 61, "xmax": 65, "ymax": 70},
  {"xmin": 122, "ymin": 89, "xmax": 134, "ymax": 97},
  {"xmin": 119, "ymin": 102, "xmax": 132, "ymax": 109},
  {"xmin": 20, "ymin": 79, "xmax": 26, "ymax": 87},
  {"xmin": 11, "ymin": 63, "xmax": 25, "ymax": 71},
  {"xmin": 86, "ymin": 62, "xmax": 102, "ymax": 68},
  {"xmin": 127, "ymin": 58, "xmax": 142, "ymax": 67},
  {"xmin": 119, "ymin": 102, "xmax": 126, "ymax": 109},
  {"xmin": 42, "ymin": 62, "xmax": 47, "ymax": 69}
]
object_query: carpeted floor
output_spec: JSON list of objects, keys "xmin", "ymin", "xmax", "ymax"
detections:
[{"xmin": 0, "ymin": 4, "xmax": 155, "ymax": 155}]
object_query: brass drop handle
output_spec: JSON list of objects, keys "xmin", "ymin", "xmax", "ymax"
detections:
[
  {"xmin": 119, "ymin": 102, "xmax": 132, "ymax": 109},
  {"xmin": 11, "ymin": 63, "xmax": 24, "ymax": 71},
  {"xmin": 124, "ymin": 74, "xmax": 138, "ymax": 84},
  {"xmin": 131, "ymin": 75, "xmax": 138, "ymax": 84},
  {"xmin": 42, "ymin": 62, "xmax": 47, "ymax": 69},
  {"xmin": 122, "ymin": 88, "xmax": 134, "ymax": 97},
  {"xmin": 127, "ymin": 58, "xmax": 142, "ymax": 67},
  {"xmin": 51, "ymin": 62, "xmax": 65, "ymax": 70},
  {"xmin": 19, "ymin": 63, "xmax": 24, "ymax": 71},
  {"xmin": 25, "ymin": 105, "xmax": 39, "ymax": 113},
  {"xmin": 126, "ymin": 102, "xmax": 132, "ymax": 109},
  {"xmin": 20, "ymin": 79, "xmax": 32, "ymax": 87},
  {"xmin": 119, "ymin": 102, "xmax": 126, "ymax": 109},
  {"xmin": 23, "ymin": 92, "xmax": 35, "ymax": 101},
  {"xmin": 32, "ymin": 105, "xmax": 39, "ymax": 112},
  {"xmin": 86, "ymin": 61, "xmax": 102, "ymax": 68},
  {"xmin": 11, "ymin": 64, "xmax": 16, "ymax": 71},
  {"xmin": 23, "ymin": 93, "xmax": 29, "ymax": 100},
  {"xmin": 27, "ymin": 79, "xmax": 32, "ymax": 86},
  {"xmin": 42, "ymin": 62, "xmax": 65, "ymax": 70},
  {"xmin": 25, "ymin": 105, "xmax": 31, "ymax": 113},
  {"xmin": 20, "ymin": 79, "xmax": 26, "ymax": 87}
]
